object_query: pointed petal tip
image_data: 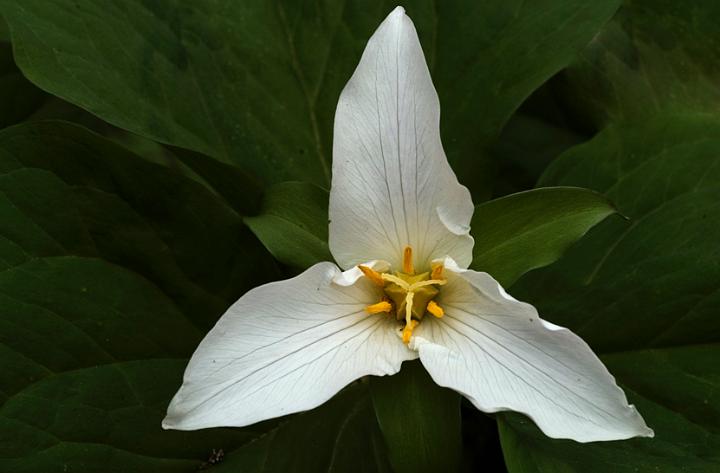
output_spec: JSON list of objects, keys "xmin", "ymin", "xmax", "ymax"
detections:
[
  {"xmin": 389, "ymin": 5, "xmax": 406, "ymax": 17},
  {"xmin": 628, "ymin": 404, "xmax": 655, "ymax": 439},
  {"xmin": 161, "ymin": 403, "xmax": 227, "ymax": 431},
  {"xmin": 416, "ymin": 267, "xmax": 656, "ymax": 443},
  {"xmin": 161, "ymin": 417, "xmax": 174, "ymax": 430},
  {"xmin": 161, "ymin": 403, "xmax": 188, "ymax": 430},
  {"xmin": 161, "ymin": 262, "xmax": 416, "ymax": 431},
  {"xmin": 329, "ymin": 1, "xmax": 475, "ymax": 268},
  {"xmin": 379, "ymin": 6, "xmax": 411, "ymax": 33}
]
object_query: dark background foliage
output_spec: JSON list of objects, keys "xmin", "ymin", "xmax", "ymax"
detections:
[{"xmin": 0, "ymin": 1, "xmax": 718, "ymax": 472}]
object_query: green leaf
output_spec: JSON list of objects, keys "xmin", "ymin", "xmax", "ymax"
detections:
[
  {"xmin": 1, "ymin": 358, "xmax": 272, "ymax": 473},
  {"xmin": 431, "ymin": 0, "xmax": 621, "ymax": 198},
  {"xmin": 0, "ymin": 15, "xmax": 8, "ymax": 42},
  {"xmin": 0, "ymin": 121, "xmax": 282, "ymax": 471},
  {"xmin": 370, "ymin": 361, "xmax": 462, "ymax": 473},
  {"xmin": 502, "ymin": 113, "xmax": 720, "ymax": 471},
  {"xmin": 470, "ymin": 187, "xmax": 617, "ymax": 288},
  {"xmin": 0, "ymin": 121, "xmax": 280, "ymax": 327},
  {"xmin": 167, "ymin": 146, "xmax": 265, "ymax": 215},
  {"xmin": 245, "ymin": 181, "xmax": 332, "ymax": 269},
  {"xmin": 563, "ymin": 0, "xmax": 720, "ymax": 126},
  {"xmin": 215, "ymin": 383, "xmax": 393, "ymax": 473},
  {"xmin": 499, "ymin": 344, "xmax": 720, "ymax": 472},
  {"xmin": 490, "ymin": 112, "xmax": 587, "ymax": 198},
  {"xmin": 0, "ymin": 0, "xmax": 621, "ymax": 196},
  {"xmin": 0, "ymin": 121, "xmax": 395, "ymax": 472},
  {"xmin": 515, "ymin": 114, "xmax": 720, "ymax": 351},
  {"xmin": 0, "ymin": 42, "xmax": 46, "ymax": 128}
]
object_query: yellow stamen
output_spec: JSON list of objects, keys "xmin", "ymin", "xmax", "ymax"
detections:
[
  {"xmin": 381, "ymin": 273, "xmax": 410, "ymax": 290},
  {"xmin": 431, "ymin": 263, "xmax": 444, "ymax": 280},
  {"xmin": 426, "ymin": 300, "xmax": 444, "ymax": 318},
  {"xmin": 358, "ymin": 265, "xmax": 385, "ymax": 287},
  {"xmin": 402, "ymin": 246, "xmax": 414, "ymax": 274},
  {"xmin": 366, "ymin": 300, "xmax": 392, "ymax": 315},
  {"xmin": 402, "ymin": 319, "xmax": 419, "ymax": 344}
]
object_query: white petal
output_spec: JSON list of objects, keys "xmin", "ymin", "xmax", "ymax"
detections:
[
  {"xmin": 163, "ymin": 262, "xmax": 415, "ymax": 430},
  {"xmin": 412, "ymin": 258, "xmax": 653, "ymax": 442},
  {"xmin": 329, "ymin": 7, "xmax": 474, "ymax": 271}
]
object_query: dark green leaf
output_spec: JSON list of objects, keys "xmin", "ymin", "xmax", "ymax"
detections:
[
  {"xmin": 490, "ymin": 112, "xmax": 587, "ymax": 198},
  {"xmin": 502, "ymin": 114, "xmax": 720, "ymax": 471},
  {"xmin": 0, "ymin": 121, "xmax": 280, "ymax": 327},
  {"xmin": 0, "ymin": 358, "xmax": 271, "ymax": 473},
  {"xmin": 500, "ymin": 344, "xmax": 720, "ymax": 472},
  {"xmin": 0, "ymin": 121, "xmax": 281, "ymax": 471},
  {"xmin": 370, "ymin": 361, "xmax": 462, "ymax": 473},
  {"xmin": 470, "ymin": 187, "xmax": 616, "ymax": 287},
  {"xmin": 0, "ymin": 43, "xmax": 46, "ymax": 128},
  {"xmin": 215, "ymin": 383, "xmax": 393, "ymax": 473},
  {"xmin": 430, "ymin": 0, "xmax": 621, "ymax": 198},
  {"xmin": 563, "ymin": 0, "xmax": 720, "ymax": 126},
  {"xmin": 0, "ymin": 15, "xmax": 7, "ymax": 41},
  {"xmin": 0, "ymin": 0, "xmax": 621, "ymax": 196},
  {"xmin": 168, "ymin": 145, "xmax": 265, "ymax": 215},
  {"xmin": 514, "ymin": 114, "xmax": 720, "ymax": 352},
  {"xmin": 245, "ymin": 181, "xmax": 332, "ymax": 269}
]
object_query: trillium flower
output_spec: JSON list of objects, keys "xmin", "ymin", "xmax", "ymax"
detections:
[{"xmin": 163, "ymin": 6, "xmax": 653, "ymax": 442}]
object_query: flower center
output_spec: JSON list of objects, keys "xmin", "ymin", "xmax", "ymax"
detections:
[{"xmin": 359, "ymin": 246, "xmax": 446, "ymax": 344}]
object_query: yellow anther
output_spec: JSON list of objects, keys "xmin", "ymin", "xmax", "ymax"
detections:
[
  {"xmin": 381, "ymin": 272, "xmax": 411, "ymax": 290},
  {"xmin": 402, "ymin": 320, "xmax": 419, "ymax": 344},
  {"xmin": 426, "ymin": 300, "xmax": 444, "ymax": 318},
  {"xmin": 366, "ymin": 300, "xmax": 392, "ymax": 315},
  {"xmin": 358, "ymin": 265, "xmax": 385, "ymax": 287},
  {"xmin": 431, "ymin": 263, "xmax": 444, "ymax": 280},
  {"xmin": 402, "ymin": 246, "xmax": 414, "ymax": 274}
]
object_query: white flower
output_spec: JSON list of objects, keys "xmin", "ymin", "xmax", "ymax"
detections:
[{"xmin": 163, "ymin": 6, "xmax": 653, "ymax": 442}]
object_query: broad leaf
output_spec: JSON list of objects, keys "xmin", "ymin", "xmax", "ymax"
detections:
[
  {"xmin": 0, "ymin": 121, "xmax": 282, "ymax": 471},
  {"xmin": 370, "ymin": 361, "xmax": 462, "ymax": 473},
  {"xmin": 490, "ymin": 112, "xmax": 587, "ymax": 198},
  {"xmin": 1, "ymin": 358, "xmax": 271, "ymax": 473},
  {"xmin": 245, "ymin": 181, "xmax": 332, "ymax": 269},
  {"xmin": 430, "ymin": 0, "xmax": 620, "ymax": 198},
  {"xmin": 563, "ymin": 0, "xmax": 720, "ymax": 126},
  {"xmin": 167, "ymin": 146, "xmax": 265, "ymax": 215},
  {"xmin": 0, "ymin": 15, "xmax": 7, "ymax": 41},
  {"xmin": 501, "ymin": 114, "xmax": 720, "ymax": 471},
  {"xmin": 0, "ymin": 0, "xmax": 620, "ymax": 196},
  {"xmin": 515, "ymin": 114, "xmax": 720, "ymax": 351},
  {"xmin": 0, "ymin": 121, "xmax": 279, "ymax": 328},
  {"xmin": 470, "ymin": 187, "xmax": 616, "ymax": 287},
  {"xmin": 0, "ymin": 42, "xmax": 46, "ymax": 128}
]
